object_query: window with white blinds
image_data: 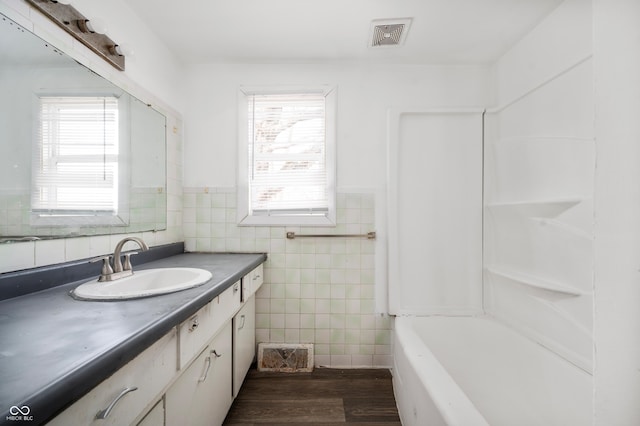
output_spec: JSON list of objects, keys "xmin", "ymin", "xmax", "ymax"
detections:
[
  {"xmin": 238, "ymin": 87, "xmax": 336, "ymax": 226},
  {"xmin": 32, "ymin": 96, "xmax": 119, "ymax": 217}
]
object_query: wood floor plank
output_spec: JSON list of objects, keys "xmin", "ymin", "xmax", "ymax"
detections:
[
  {"xmin": 224, "ymin": 368, "xmax": 400, "ymax": 425},
  {"xmin": 235, "ymin": 378, "xmax": 395, "ymax": 400},
  {"xmin": 343, "ymin": 398, "xmax": 401, "ymax": 423},
  {"xmin": 225, "ymin": 398, "xmax": 345, "ymax": 423},
  {"xmin": 245, "ymin": 368, "xmax": 393, "ymax": 380}
]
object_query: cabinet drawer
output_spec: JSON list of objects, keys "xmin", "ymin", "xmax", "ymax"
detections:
[
  {"xmin": 166, "ymin": 322, "xmax": 233, "ymax": 426},
  {"xmin": 212, "ymin": 280, "xmax": 242, "ymax": 327},
  {"xmin": 241, "ymin": 264, "xmax": 264, "ymax": 301},
  {"xmin": 178, "ymin": 282, "xmax": 241, "ymax": 369},
  {"xmin": 48, "ymin": 329, "xmax": 177, "ymax": 426}
]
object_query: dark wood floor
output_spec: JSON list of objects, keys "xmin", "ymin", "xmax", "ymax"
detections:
[{"xmin": 224, "ymin": 368, "xmax": 401, "ymax": 425}]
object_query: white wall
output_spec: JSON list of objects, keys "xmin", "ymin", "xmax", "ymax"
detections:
[
  {"xmin": 387, "ymin": 110, "xmax": 483, "ymax": 315},
  {"xmin": 182, "ymin": 63, "xmax": 491, "ymax": 366},
  {"xmin": 484, "ymin": 0, "xmax": 594, "ymax": 374},
  {"xmin": 73, "ymin": 0, "xmax": 184, "ymax": 111},
  {"xmin": 1, "ymin": 0, "xmax": 184, "ymax": 112},
  {"xmin": 493, "ymin": 0, "xmax": 591, "ymax": 107},
  {"xmin": 593, "ymin": 0, "xmax": 640, "ymax": 424},
  {"xmin": 0, "ymin": 0, "xmax": 184, "ymax": 272},
  {"xmin": 183, "ymin": 63, "xmax": 490, "ymax": 189}
]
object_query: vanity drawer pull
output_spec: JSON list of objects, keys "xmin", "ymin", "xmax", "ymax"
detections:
[
  {"xmin": 188, "ymin": 316, "xmax": 199, "ymax": 332},
  {"xmin": 198, "ymin": 355, "xmax": 211, "ymax": 383},
  {"xmin": 95, "ymin": 386, "xmax": 138, "ymax": 419},
  {"xmin": 237, "ymin": 314, "xmax": 246, "ymax": 331},
  {"xmin": 233, "ymin": 282, "xmax": 239, "ymax": 293},
  {"xmin": 198, "ymin": 350, "xmax": 223, "ymax": 382},
  {"xmin": 252, "ymin": 274, "xmax": 261, "ymax": 280}
]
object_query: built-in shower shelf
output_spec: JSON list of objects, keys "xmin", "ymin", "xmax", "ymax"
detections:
[
  {"xmin": 485, "ymin": 265, "xmax": 583, "ymax": 296},
  {"xmin": 485, "ymin": 197, "xmax": 583, "ymax": 217},
  {"xmin": 528, "ymin": 217, "xmax": 593, "ymax": 240},
  {"xmin": 491, "ymin": 136, "xmax": 595, "ymax": 146}
]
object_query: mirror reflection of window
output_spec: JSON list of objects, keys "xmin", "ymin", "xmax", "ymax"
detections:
[{"xmin": 32, "ymin": 96, "xmax": 119, "ymax": 218}]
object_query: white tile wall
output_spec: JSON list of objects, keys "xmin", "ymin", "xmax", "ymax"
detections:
[{"xmin": 183, "ymin": 188, "xmax": 392, "ymax": 368}]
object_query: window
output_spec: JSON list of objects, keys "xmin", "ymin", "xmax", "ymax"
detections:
[
  {"xmin": 237, "ymin": 87, "xmax": 336, "ymax": 226},
  {"xmin": 31, "ymin": 95, "xmax": 121, "ymax": 223}
]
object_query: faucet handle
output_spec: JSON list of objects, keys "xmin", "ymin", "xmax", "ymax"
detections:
[
  {"xmin": 90, "ymin": 255, "xmax": 114, "ymax": 281},
  {"xmin": 122, "ymin": 252, "xmax": 139, "ymax": 271}
]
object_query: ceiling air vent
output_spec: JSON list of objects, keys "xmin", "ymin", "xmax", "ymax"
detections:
[{"xmin": 369, "ymin": 18, "xmax": 412, "ymax": 48}]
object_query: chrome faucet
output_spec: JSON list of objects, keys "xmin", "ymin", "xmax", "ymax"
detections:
[{"xmin": 91, "ymin": 237, "xmax": 149, "ymax": 282}]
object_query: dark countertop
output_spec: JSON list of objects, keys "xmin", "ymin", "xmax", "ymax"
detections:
[{"xmin": 0, "ymin": 252, "xmax": 267, "ymax": 425}]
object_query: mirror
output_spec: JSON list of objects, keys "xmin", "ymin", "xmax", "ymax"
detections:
[{"xmin": 0, "ymin": 14, "xmax": 166, "ymax": 242}]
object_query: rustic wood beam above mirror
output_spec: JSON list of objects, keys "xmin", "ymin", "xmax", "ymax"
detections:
[{"xmin": 25, "ymin": 0, "xmax": 125, "ymax": 71}]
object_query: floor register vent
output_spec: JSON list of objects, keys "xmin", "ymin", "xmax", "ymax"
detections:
[{"xmin": 257, "ymin": 343, "xmax": 314, "ymax": 372}]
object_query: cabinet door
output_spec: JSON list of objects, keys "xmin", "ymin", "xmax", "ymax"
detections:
[
  {"xmin": 233, "ymin": 295, "xmax": 255, "ymax": 397},
  {"xmin": 137, "ymin": 399, "xmax": 164, "ymax": 426},
  {"xmin": 166, "ymin": 322, "xmax": 233, "ymax": 426}
]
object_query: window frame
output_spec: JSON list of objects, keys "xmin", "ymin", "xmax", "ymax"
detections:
[{"xmin": 237, "ymin": 85, "xmax": 337, "ymax": 226}]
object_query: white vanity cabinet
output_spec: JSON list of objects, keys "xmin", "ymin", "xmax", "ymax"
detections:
[
  {"xmin": 166, "ymin": 322, "xmax": 233, "ymax": 426},
  {"xmin": 233, "ymin": 295, "xmax": 256, "ymax": 397},
  {"xmin": 48, "ymin": 329, "xmax": 178, "ymax": 426},
  {"xmin": 47, "ymin": 263, "xmax": 262, "ymax": 426}
]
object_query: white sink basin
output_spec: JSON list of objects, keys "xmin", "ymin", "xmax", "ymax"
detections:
[{"xmin": 72, "ymin": 267, "xmax": 213, "ymax": 300}]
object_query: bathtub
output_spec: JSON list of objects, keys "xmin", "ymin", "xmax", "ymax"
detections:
[{"xmin": 393, "ymin": 315, "xmax": 592, "ymax": 426}]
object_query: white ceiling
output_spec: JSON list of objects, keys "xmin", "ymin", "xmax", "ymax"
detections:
[{"xmin": 126, "ymin": 0, "xmax": 563, "ymax": 65}]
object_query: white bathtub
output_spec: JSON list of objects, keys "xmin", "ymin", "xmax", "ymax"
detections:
[{"xmin": 393, "ymin": 316, "xmax": 592, "ymax": 426}]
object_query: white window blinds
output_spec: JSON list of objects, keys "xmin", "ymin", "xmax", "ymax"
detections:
[
  {"xmin": 32, "ymin": 96, "xmax": 119, "ymax": 215},
  {"xmin": 247, "ymin": 92, "xmax": 327, "ymax": 216}
]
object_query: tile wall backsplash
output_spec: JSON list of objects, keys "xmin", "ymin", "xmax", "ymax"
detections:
[
  {"xmin": 0, "ymin": 188, "xmax": 166, "ymax": 238},
  {"xmin": 183, "ymin": 188, "xmax": 392, "ymax": 368}
]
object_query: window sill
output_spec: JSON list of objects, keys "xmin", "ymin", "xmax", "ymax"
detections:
[{"xmin": 237, "ymin": 213, "xmax": 336, "ymax": 227}]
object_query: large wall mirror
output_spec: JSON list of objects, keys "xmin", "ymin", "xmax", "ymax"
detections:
[{"xmin": 0, "ymin": 14, "xmax": 167, "ymax": 242}]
